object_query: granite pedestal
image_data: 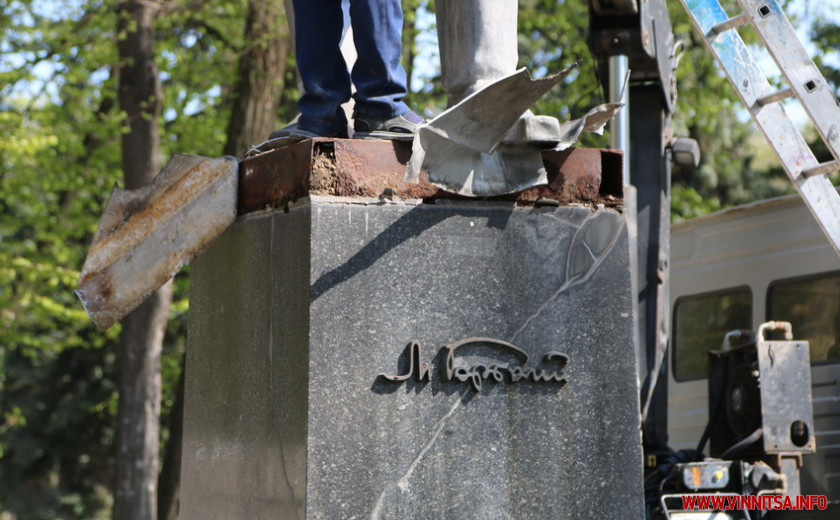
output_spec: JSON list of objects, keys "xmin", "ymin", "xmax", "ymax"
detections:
[{"xmin": 180, "ymin": 141, "xmax": 644, "ymax": 518}]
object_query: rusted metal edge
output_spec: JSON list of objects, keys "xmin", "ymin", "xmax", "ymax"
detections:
[
  {"xmin": 82, "ymin": 155, "xmax": 225, "ymax": 277},
  {"xmin": 522, "ymin": 147, "xmax": 624, "ymax": 204},
  {"xmin": 77, "ymin": 155, "xmax": 238, "ymax": 329},
  {"xmin": 238, "ymin": 139, "xmax": 623, "ymax": 214},
  {"xmin": 238, "ymin": 139, "xmax": 316, "ymax": 214}
]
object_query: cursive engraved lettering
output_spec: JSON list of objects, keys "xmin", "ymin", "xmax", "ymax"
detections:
[
  {"xmin": 380, "ymin": 337, "xmax": 569, "ymax": 392},
  {"xmin": 378, "ymin": 341, "xmax": 431, "ymax": 382}
]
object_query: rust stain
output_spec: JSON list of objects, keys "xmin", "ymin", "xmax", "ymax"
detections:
[
  {"xmin": 310, "ymin": 148, "xmax": 338, "ymax": 194},
  {"xmin": 83, "ymin": 156, "xmax": 234, "ymax": 277},
  {"xmin": 98, "ymin": 277, "xmax": 113, "ymax": 300},
  {"xmin": 517, "ymin": 148, "xmax": 622, "ymax": 204},
  {"xmin": 238, "ymin": 139, "xmax": 623, "ymax": 212},
  {"xmin": 78, "ymin": 143, "xmax": 622, "ymax": 330},
  {"xmin": 77, "ymin": 155, "xmax": 238, "ymax": 329},
  {"xmin": 239, "ymin": 139, "xmax": 314, "ymax": 213},
  {"xmin": 333, "ymin": 140, "xmax": 440, "ymax": 199},
  {"xmin": 80, "ymin": 202, "xmax": 236, "ymax": 330}
]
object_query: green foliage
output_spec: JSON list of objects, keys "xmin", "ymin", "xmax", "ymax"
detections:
[
  {"xmin": 399, "ymin": 1, "xmax": 445, "ymax": 116},
  {"xmin": 812, "ymin": 20, "xmax": 840, "ymax": 89},
  {"xmin": 671, "ymin": 186, "xmax": 722, "ymax": 222},
  {"xmin": 1, "ymin": 344, "xmax": 117, "ymax": 518},
  {"xmin": 810, "ymin": 1, "xmax": 840, "ymax": 100},
  {"xmin": 156, "ymin": 0, "xmax": 248, "ymax": 156},
  {"xmin": 804, "ymin": 1, "xmax": 840, "ymax": 186},
  {"xmin": 519, "ymin": 0, "xmax": 603, "ymax": 128},
  {"xmin": 1, "ymin": 1, "xmax": 247, "ymax": 517},
  {"xmin": 0, "ymin": 4, "xmax": 124, "ymax": 514},
  {"xmin": 668, "ymin": 1, "xmax": 793, "ymax": 220}
]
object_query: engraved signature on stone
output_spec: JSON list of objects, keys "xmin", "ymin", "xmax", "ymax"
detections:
[
  {"xmin": 379, "ymin": 337, "xmax": 569, "ymax": 392},
  {"xmin": 378, "ymin": 341, "xmax": 431, "ymax": 383}
]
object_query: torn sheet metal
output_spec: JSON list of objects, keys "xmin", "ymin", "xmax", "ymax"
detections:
[
  {"xmin": 420, "ymin": 65, "xmax": 577, "ymax": 155},
  {"xmin": 406, "ymin": 66, "xmax": 623, "ymax": 197},
  {"xmin": 556, "ymin": 102, "xmax": 624, "ymax": 149},
  {"xmin": 76, "ymin": 154, "xmax": 239, "ymax": 329},
  {"xmin": 409, "ymin": 131, "xmax": 549, "ymax": 196}
]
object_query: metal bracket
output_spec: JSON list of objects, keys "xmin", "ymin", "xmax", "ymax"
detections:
[{"xmin": 587, "ymin": 0, "xmax": 679, "ymax": 111}]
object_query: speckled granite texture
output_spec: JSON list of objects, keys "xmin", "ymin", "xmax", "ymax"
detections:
[{"xmin": 181, "ymin": 198, "xmax": 644, "ymax": 519}]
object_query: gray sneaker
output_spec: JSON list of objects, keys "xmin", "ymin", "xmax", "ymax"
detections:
[
  {"xmin": 353, "ymin": 111, "xmax": 424, "ymax": 140},
  {"xmin": 269, "ymin": 118, "xmax": 348, "ymax": 140},
  {"xmin": 268, "ymin": 121, "xmax": 301, "ymax": 140}
]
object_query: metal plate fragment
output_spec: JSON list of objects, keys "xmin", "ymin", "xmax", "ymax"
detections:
[
  {"xmin": 420, "ymin": 66, "xmax": 577, "ymax": 155},
  {"xmin": 405, "ymin": 66, "xmax": 623, "ymax": 197},
  {"xmin": 76, "ymin": 154, "xmax": 239, "ymax": 329}
]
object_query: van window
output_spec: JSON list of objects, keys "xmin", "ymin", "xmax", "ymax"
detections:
[
  {"xmin": 768, "ymin": 272, "xmax": 840, "ymax": 364},
  {"xmin": 673, "ymin": 288, "xmax": 752, "ymax": 381}
]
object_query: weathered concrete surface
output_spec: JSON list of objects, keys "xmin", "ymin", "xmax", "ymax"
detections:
[
  {"xmin": 181, "ymin": 208, "xmax": 309, "ymax": 519},
  {"xmin": 180, "ymin": 195, "xmax": 644, "ymax": 519}
]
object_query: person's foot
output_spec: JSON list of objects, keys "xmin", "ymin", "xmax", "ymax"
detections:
[
  {"xmin": 269, "ymin": 118, "xmax": 348, "ymax": 140},
  {"xmin": 246, "ymin": 118, "xmax": 347, "ymax": 158},
  {"xmin": 353, "ymin": 111, "xmax": 424, "ymax": 140},
  {"xmin": 268, "ymin": 120, "xmax": 300, "ymax": 140}
]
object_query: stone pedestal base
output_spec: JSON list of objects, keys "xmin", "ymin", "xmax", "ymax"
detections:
[{"xmin": 181, "ymin": 191, "xmax": 643, "ymax": 518}]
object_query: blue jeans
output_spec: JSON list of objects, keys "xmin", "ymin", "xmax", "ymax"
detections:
[{"xmin": 293, "ymin": 0, "xmax": 410, "ymax": 135}]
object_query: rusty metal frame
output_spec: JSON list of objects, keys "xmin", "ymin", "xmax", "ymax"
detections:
[{"xmin": 238, "ymin": 139, "xmax": 623, "ymax": 213}]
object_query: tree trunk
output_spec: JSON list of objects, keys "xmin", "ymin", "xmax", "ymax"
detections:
[
  {"xmin": 114, "ymin": 285, "xmax": 171, "ymax": 520},
  {"xmin": 114, "ymin": 2, "xmax": 171, "ymax": 520},
  {"xmin": 223, "ymin": 0, "xmax": 290, "ymax": 156}
]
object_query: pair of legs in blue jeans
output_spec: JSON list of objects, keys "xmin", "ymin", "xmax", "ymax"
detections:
[{"xmin": 292, "ymin": 0, "xmax": 420, "ymax": 138}]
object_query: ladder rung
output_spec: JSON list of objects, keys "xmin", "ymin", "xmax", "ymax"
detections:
[
  {"xmin": 755, "ymin": 88, "xmax": 794, "ymax": 107},
  {"xmin": 802, "ymin": 160, "xmax": 840, "ymax": 178},
  {"xmin": 679, "ymin": 0, "xmax": 840, "ymax": 258},
  {"xmin": 707, "ymin": 13, "xmax": 750, "ymax": 38},
  {"xmin": 739, "ymin": 0, "xmax": 840, "ymax": 160}
]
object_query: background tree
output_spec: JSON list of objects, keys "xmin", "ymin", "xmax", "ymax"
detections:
[
  {"xmin": 803, "ymin": 1, "xmax": 840, "ymax": 185},
  {"xmin": 113, "ymin": 1, "xmax": 171, "ymax": 518},
  {"xmin": 667, "ymin": 1, "xmax": 792, "ymax": 219},
  {"xmin": 1, "ymin": 2, "xmax": 124, "ymax": 517},
  {"xmin": 223, "ymin": 0, "xmax": 290, "ymax": 156},
  {"xmin": 519, "ymin": 0, "xmax": 602, "ymax": 132},
  {"xmin": 1, "ymin": 1, "xmax": 244, "ymax": 518},
  {"xmin": 157, "ymin": 2, "xmax": 293, "ymax": 516}
]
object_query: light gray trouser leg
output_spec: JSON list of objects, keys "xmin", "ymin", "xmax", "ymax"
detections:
[
  {"xmin": 435, "ymin": 0, "xmax": 560, "ymax": 144},
  {"xmin": 435, "ymin": 0, "xmax": 518, "ymax": 104}
]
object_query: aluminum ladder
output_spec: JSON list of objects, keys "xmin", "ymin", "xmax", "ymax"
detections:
[{"xmin": 677, "ymin": 0, "xmax": 840, "ymax": 256}]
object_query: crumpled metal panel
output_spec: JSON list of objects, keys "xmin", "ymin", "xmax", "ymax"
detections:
[
  {"xmin": 416, "ymin": 66, "xmax": 576, "ymax": 156},
  {"xmin": 555, "ymin": 102, "xmax": 624, "ymax": 149},
  {"xmin": 405, "ymin": 66, "xmax": 622, "ymax": 197},
  {"xmin": 76, "ymin": 154, "xmax": 238, "ymax": 329}
]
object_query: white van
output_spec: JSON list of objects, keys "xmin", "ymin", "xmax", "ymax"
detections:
[{"xmin": 669, "ymin": 193, "xmax": 840, "ymax": 505}]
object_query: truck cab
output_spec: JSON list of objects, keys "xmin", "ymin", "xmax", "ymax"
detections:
[{"xmin": 669, "ymin": 194, "xmax": 840, "ymax": 508}]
